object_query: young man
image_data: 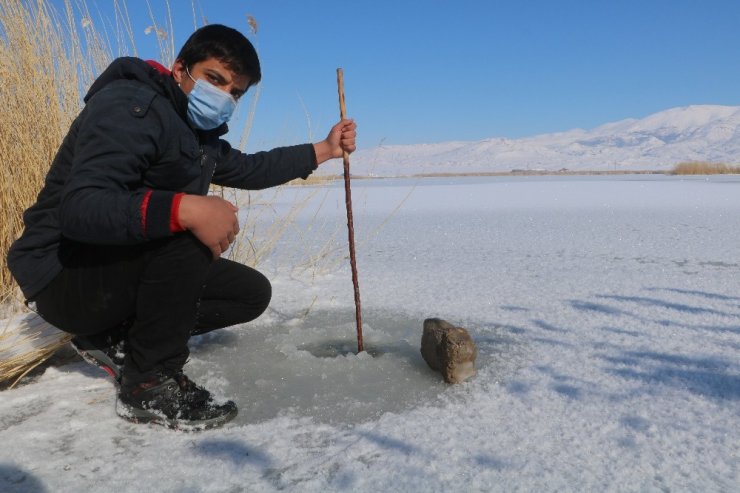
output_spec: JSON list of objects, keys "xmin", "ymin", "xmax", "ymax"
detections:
[{"xmin": 7, "ymin": 24, "xmax": 357, "ymax": 429}]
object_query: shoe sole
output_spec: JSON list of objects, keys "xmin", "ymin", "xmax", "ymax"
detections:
[
  {"xmin": 115, "ymin": 399, "xmax": 238, "ymax": 431},
  {"xmin": 70, "ymin": 343, "xmax": 122, "ymax": 384}
]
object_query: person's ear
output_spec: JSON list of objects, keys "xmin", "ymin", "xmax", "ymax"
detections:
[{"xmin": 171, "ymin": 59, "xmax": 187, "ymax": 85}]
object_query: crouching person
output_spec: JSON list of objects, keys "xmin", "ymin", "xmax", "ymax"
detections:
[{"xmin": 7, "ymin": 24, "xmax": 357, "ymax": 430}]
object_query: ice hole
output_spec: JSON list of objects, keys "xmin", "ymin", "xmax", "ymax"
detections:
[
  {"xmin": 188, "ymin": 308, "xmax": 451, "ymax": 425},
  {"xmin": 297, "ymin": 340, "xmax": 384, "ymax": 358}
]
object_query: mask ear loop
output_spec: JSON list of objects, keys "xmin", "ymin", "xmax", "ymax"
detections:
[
  {"xmin": 176, "ymin": 65, "xmax": 194, "ymax": 88},
  {"xmin": 185, "ymin": 66, "xmax": 197, "ymax": 84}
]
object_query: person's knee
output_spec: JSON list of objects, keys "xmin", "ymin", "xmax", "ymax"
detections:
[
  {"xmin": 145, "ymin": 233, "xmax": 213, "ymax": 283},
  {"xmin": 226, "ymin": 268, "xmax": 271, "ymax": 322},
  {"xmin": 253, "ymin": 271, "xmax": 272, "ymax": 315},
  {"xmin": 167, "ymin": 232, "xmax": 213, "ymax": 263}
]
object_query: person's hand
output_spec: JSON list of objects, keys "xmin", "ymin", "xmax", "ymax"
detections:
[
  {"xmin": 313, "ymin": 119, "xmax": 357, "ymax": 165},
  {"xmin": 177, "ymin": 195, "xmax": 239, "ymax": 259}
]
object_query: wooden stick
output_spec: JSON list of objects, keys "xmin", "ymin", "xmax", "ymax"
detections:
[{"xmin": 336, "ymin": 68, "xmax": 364, "ymax": 353}]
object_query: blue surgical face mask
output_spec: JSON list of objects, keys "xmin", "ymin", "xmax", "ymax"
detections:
[{"xmin": 185, "ymin": 68, "xmax": 237, "ymax": 130}]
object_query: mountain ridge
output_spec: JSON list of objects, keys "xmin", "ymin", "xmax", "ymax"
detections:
[{"xmin": 341, "ymin": 105, "xmax": 740, "ymax": 176}]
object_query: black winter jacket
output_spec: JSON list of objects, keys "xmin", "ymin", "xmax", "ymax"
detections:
[{"xmin": 8, "ymin": 57, "xmax": 317, "ymax": 299}]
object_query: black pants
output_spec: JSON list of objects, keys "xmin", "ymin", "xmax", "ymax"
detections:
[{"xmin": 32, "ymin": 233, "xmax": 271, "ymax": 382}]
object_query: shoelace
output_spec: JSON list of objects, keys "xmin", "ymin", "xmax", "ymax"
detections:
[{"xmin": 173, "ymin": 372, "xmax": 210, "ymax": 404}]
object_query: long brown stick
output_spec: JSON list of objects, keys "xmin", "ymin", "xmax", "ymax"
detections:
[{"xmin": 336, "ymin": 68, "xmax": 364, "ymax": 353}]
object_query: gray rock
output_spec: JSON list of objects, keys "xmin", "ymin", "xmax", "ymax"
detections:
[{"xmin": 420, "ymin": 318, "xmax": 477, "ymax": 384}]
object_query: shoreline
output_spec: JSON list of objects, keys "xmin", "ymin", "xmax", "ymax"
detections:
[
  {"xmin": 290, "ymin": 168, "xmax": 740, "ymax": 185},
  {"xmin": 289, "ymin": 167, "xmax": 740, "ymax": 186}
]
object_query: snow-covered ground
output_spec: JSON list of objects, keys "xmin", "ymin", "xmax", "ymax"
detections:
[{"xmin": 1, "ymin": 174, "xmax": 739, "ymax": 492}]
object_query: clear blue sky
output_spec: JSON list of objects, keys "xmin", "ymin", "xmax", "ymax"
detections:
[{"xmin": 57, "ymin": 0, "xmax": 740, "ymax": 150}]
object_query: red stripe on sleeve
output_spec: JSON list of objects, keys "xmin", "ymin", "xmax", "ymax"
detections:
[
  {"xmin": 140, "ymin": 189, "xmax": 153, "ymax": 235},
  {"xmin": 170, "ymin": 192, "xmax": 186, "ymax": 233}
]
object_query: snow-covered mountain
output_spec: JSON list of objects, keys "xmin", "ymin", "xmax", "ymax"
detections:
[{"xmin": 343, "ymin": 105, "xmax": 740, "ymax": 176}]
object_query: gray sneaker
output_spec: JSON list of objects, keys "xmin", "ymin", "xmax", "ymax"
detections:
[{"xmin": 70, "ymin": 335, "xmax": 125, "ymax": 384}]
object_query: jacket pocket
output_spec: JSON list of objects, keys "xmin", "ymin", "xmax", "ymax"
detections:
[{"xmin": 142, "ymin": 136, "xmax": 201, "ymax": 192}]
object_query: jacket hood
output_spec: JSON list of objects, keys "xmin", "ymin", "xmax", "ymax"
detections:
[
  {"xmin": 84, "ymin": 57, "xmax": 189, "ymax": 120},
  {"xmin": 84, "ymin": 56, "xmax": 229, "ymax": 137}
]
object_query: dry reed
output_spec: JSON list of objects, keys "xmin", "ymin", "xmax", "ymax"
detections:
[
  {"xmin": 0, "ymin": 312, "xmax": 72, "ymax": 388},
  {"xmin": 0, "ymin": 0, "xmax": 184, "ymax": 386},
  {"xmin": 0, "ymin": 2, "xmax": 387, "ymax": 386},
  {"xmin": 0, "ymin": 0, "xmax": 115, "ymax": 385},
  {"xmin": 0, "ymin": 1, "xmax": 331, "ymax": 386},
  {"xmin": 672, "ymin": 161, "xmax": 740, "ymax": 175},
  {"xmin": 1, "ymin": 0, "xmax": 84, "ymax": 306}
]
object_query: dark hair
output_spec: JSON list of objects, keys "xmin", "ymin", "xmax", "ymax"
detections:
[{"xmin": 176, "ymin": 24, "xmax": 261, "ymax": 86}]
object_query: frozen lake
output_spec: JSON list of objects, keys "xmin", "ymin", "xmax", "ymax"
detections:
[{"xmin": 1, "ymin": 174, "xmax": 739, "ymax": 492}]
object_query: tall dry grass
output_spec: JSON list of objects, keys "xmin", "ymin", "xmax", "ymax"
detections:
[
  {"xmin": 0, "ymin": 0, "xmax": 186, "ymax": 386},
  {"xmin": 0, "ymin": 0, "xmax": 106, "ymax": 308},
  {"xmin": 0, "ymin": 1, "xmax": 332, "ymax": 386},
  {"xmin": 0, "ymin": 1, "xmax": 385, "ymax": 386},
  {"xmin": 0, "ymin": 0, "xmax": 109, "ymax": 385},
  {"xmin": 672, "ymin": 161, "xmax": 740, "ymax": 175}
]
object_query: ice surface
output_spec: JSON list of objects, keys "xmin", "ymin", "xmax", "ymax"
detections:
[{"xmin": 1, "ymin": 174, "xmax": 738, "ymax": 492}]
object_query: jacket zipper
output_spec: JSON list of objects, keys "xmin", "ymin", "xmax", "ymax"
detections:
[{"xmin": 198, "ymin": 146, "xmax": 209, "ymax": 194}]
